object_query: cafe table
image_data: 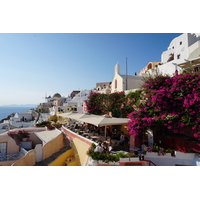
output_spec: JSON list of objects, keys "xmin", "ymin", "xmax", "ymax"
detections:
[
  {"xmin": 82, "ymin": 133, "xmax": 89, "ymax": 136},
  {"xmin": 90, "ymin": 136, "xmax": 99, "ymax": 141}
]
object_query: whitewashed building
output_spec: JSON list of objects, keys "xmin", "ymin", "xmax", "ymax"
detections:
[
  {"xmin": 111, "ymin": 63, "xmax": 143, "ymax": 93},
  {"xmin": 158, "ymin": 33, "xmax": 200, "ymax": 75},
  {"xmin": 137, "ymin": 33, "xmax": 200, "ymax": 77},
  {"xmin": 63, "ymin": 90, "xmax": 91, "ymax": 113},
  {"xmin": 138, "ymin": 62, "xmax": 162, "ymax": 77},
  {"xmin": 93, "ymin": 82, "xmax": 112, "ymax": 94}
]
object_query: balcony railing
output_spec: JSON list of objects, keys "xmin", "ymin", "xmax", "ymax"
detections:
[
  {"xmin": 0, "ymin": 153, "xmax": 20, "ymax": 161},
  {"xmin": 0, "ymin": 148, "xmax": 28, "ymax": 162}
]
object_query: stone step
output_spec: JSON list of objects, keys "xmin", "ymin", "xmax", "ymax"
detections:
[{"xmin": 35, "ymin": 145, "xmax": 71, "ymax": 166}]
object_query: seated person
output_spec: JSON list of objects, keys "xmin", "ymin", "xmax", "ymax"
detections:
[
  {"xmin": 94, "ymin": 143, "xmax": 103, "ymax": 153},
  {"xmin": 102, "ymin": 142, "xmax": 109, "ymax": 154},
  {"xmin": 105, "ymin": 140, "xmax": 113, "ymax": 153},
  {"xmin": 89, "ymin": 125, "xmax": 96, "ymax": 133},
  {"xmin": 106, "ymin": 137, "xmax": 112, "ymax": 146}
]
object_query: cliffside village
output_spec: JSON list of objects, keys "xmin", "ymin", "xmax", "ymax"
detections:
[{"xmin": 1, "ymin": 33, "xmax": 200, "ymax": 166}]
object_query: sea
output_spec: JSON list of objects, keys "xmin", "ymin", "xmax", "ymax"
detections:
[{"xmin": 0, "ymin": 107, "xmax": 36, "ymax": 121}]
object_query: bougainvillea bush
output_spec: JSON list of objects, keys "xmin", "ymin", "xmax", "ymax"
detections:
[
  {"xmin": 85, "ymin": 92, "xmax": 108, "ymax": 115},
  {"xmin": 127, "ymin": 72, "xmax": 200, "ymax": 138},
  {"xmin": 85, "ymin": 92, "xmax": 126, "ymax": 117},
  {"xmin": 107, "ymin": 91, "xmax": 125, "ymax": 117},
  {"xmin": 85, "ymin": 91, "xmax": 142, "ymax": 118}
]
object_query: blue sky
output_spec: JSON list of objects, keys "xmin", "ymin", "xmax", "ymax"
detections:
[{"xmin": 0, "ymin": 33, "xmax": 182, "ymax": 106}]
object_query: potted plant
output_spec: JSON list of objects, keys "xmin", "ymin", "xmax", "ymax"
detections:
[
  {"xmin": 126, "ymin": 152, "xmax": 139, "ymax": 161},
  {"xmin": 17, "ymin": 130, "xmax": 30, "ymax": 141},
  {"xmin": 46, "ymin": 125, "xmax": 55, "ymax": 130},
  {"xmin": 117, "ymin": 152, "xmax": 130, "ymax": 162},
  {"xmin": 86, "ymin": 143, "xmax": 119, "ymax": 165},
  {"xmin": 36, "ymin": 121, "xmax": 51, "ymax": 127},
  {"xmin": 145, "ymin": 146, "xmax": 156, "ymax": 156},
  {"xmin": 158, "ymin": 147, "xmax": 166, "ymax": 156},
  {"xmin": 165, "ymin": 148, "xmax": 173, "ymax": 157},
  {"xmin": 145, "ymin": 144, "xmax": 159, "ymax": 157},
  {"xmin": 152, "ymin": 143, "xmax": 159, "ymax": 153}
]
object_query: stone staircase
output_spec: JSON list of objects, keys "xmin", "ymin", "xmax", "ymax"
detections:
[{"xmin": 35, "ymin": 139, "xmax": 71, "ymax": 166}]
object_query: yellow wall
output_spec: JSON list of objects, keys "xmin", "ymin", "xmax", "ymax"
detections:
[
  {"xmin": 12, "ymin": 150, "xmax": 36, "ymax": 166},
  {"xmin": 43, "ymin": 134, "xmax": 64, "ymax": 160},
  {"xmin": 120, "ymin": 125, "xmax": 129, "ymax": 135},
  {"xmin": 71, "ymin": 138, "xmax": 91, "ymax": 166},
  {"xmin": 67, "ymin": 161, "xmax": 79, "ymax": 166},
  {"xmin": 48, "ymin": 149, "xmax": 75, "ymax": 166},
  {"xmin": 49, "ymin": 138, "xmax": 90, "ymax": 166}
]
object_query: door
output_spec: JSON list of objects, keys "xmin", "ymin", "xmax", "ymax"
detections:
[{"xmin": 0, "ymin": 143, "xmax": 7, "ymax": 155}]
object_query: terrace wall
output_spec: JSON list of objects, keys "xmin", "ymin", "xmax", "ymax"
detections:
[
  {"xmin": 43, "ymin": 134, "xmax": 64, "ymax": 160},
  {"xmin": 62, "ymin": 126, "xmax": 93, "ymax": 166},
  {"xmin": 12, "ymin": 150, "xmax": 35, "ymax": 166},
  {"xmin": 0, "ymin": 160, "xmax": 18, "ymax": 166}
]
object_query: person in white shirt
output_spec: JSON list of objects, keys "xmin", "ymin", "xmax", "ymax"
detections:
[
  {"xmin": 120, "ymin": 131, "xmax": 125, "ymax": 145},
  {"xmin": 94, "ymin": 143, "xmax": 103, "ymax": 153}
]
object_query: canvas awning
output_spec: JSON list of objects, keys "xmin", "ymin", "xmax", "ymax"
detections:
[
  {"xmin": 57, "ymin": 112, "xmax": 129, "ymax": 127},
  {"xmin": 57, "ymin": 112, "xmax": 86, "ymax": 121},
  {"xmin": 178, "ymin": 57, "xmax": 200, "ymax": 69},
  {"xmin": 77, "ymin": 114, "xmax": 129, "ymax": 127}
]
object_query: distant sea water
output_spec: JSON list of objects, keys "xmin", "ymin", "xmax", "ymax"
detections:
[{"xmin": 0, "ymin": 107, "xmax": 36, "ymax": 121}]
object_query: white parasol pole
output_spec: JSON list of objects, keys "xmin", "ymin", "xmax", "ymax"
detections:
[{"xmin": 105, "ymin": 126, "xmax": 107, "ymax": 140}]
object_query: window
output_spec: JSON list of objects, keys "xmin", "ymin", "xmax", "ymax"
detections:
[
  {"xmin": 177, "ymin": 54, "xmax": 180, "ymax": 59},
  {"xmin": 0, "ymin": 143, "xmax": 7, "ymax": 155},
  {"xmin": 180, "ymin": 41, "xmax": 182, "ymax": 45},
  {"xmin": 115, "ymin": 79, "xmax": 117, "ymax": 89}
]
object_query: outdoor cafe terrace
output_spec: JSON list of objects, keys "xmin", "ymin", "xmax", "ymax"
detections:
[
  {"xmin": 58, "ymin": 112, "xmax": 130, "ymax": 150},
  {"xmin": 61, "ymin": 120, "xmax": 130, "ymax": 152}
]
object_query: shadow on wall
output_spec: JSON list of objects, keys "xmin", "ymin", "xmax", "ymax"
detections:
[{"xmin": 48, "ymin": 148, "xmax": 80, "ymax": 166}]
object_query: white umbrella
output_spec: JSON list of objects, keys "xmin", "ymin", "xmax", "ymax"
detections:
[
  {"xmin": 57, "ymin": 112, "xmax": 85, "ymax": 121},
  {"xmin": 58, "ymin": 112, "xmax": 129, "ymax": 139},
  {"xmin": 77, "ymin": 114, "xmax": 129, "ymax": 127},
  {"xmin": 77, "ymin": 114, "xmax": 129, "ymax": 139}
]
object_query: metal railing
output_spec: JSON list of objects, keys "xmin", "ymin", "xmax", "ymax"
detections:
[
  {"xmin": 0, "ymin": 147, "xmax": 29, "ymax": 162},
  {"xmin": 20, "ymin": 147, "xmax": 28, "ymax": 156},
  {"xmin": 0, "ymin": 153, "xmax": 20, "ymax": 161},
  {"xmin": 143, "ymin": 159, "xmax": 157, "ymax": 166}
]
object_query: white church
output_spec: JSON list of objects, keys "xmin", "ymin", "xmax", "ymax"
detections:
[{"xmin": 111, "ymin": 63, "xmax": 144, "ymax": 94}]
